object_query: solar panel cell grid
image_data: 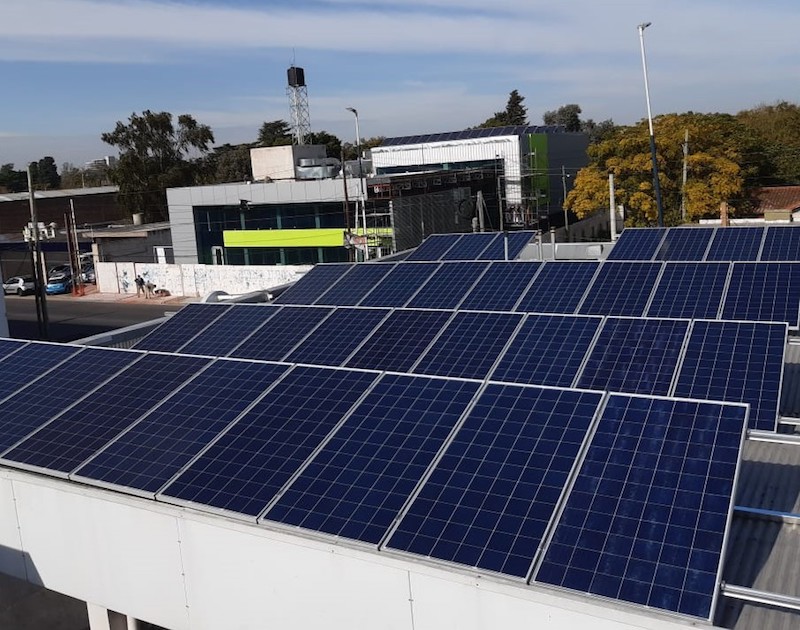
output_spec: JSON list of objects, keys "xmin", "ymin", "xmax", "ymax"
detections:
[
  {"xmin": 406, "ymin": 262, "xmax": 488, "ymax": 310},
  {"xmin": 654, "ymin": 229, "xmax": 714, "ymax": 261},
  {"xmin": 73, "ymin": 360, "xmax": 290, "ymax": 494},
  {"xmin": 133, "ymin": 304, "xmax": 231, "ymax": 352},
  {"xmin": 179, "ymin": 305, "xmax": 283, "ymax": 357},
  {"xmin": 515, "ymin": 262, "xmax": 599, "ymax": 313},
  {"xmin": 490, "ymin": 315, "xmax": 602, "ymax": 387},
  {"xmin": 605, "ymin": 228, "xmax": 666, "ymax": 261},
  {"xmin": 576, "ymin": 318, "xmax": 690, "ymax": 396},
  {"xmin": 0, "ymin": 347, "xmax": 142, "ymax": 454},
  {"xmin": 673, "ymin": 320, "xmax": 786, "ymax": 431},
  {"xmin": 405, "ymin": 234, "xmax": 462, "ymax": 261},
  {"xmin": 0, "ymin": 353, "xmax": 211, "ymax": 474},
  {"xmin": 722, "ymin": 262, "xmax": 800, "ymax": 327},
  {"xmin": 229, "ymin": 306, "xmax": 333, "ymax": 361},
  {"xmin": 159, "ymin": 366, "xmax": 379, "ymax": 517},
  {"xmin": 440, "ymin": 233, "xmax": 499, "ymax": 260},
  {"xmin": 387, "ymin": 385, "xmax": 603, "ymax": 578},
  {"xmin": 314, "ymin": 263, "xmax": 395, "ymax": 306},
  {"xmin": 0, "ymin": 339, "xmax": 26, "ymax": 360},
  {"xmin": 578, "ymin": 262, "xmax": 662, "ymax": 317},
  {"xmin": 759, "ymin": 226, "xmax": 800, "ymax": 261},
  {"xmin": 358, "ymin": 263, "xmax": 440, "ymax": 307},
  {"xmin": 413, "ymin": 311, "xmax": 524, "ymax": 380},
  {"xmin": 477, "ymin": 231, "xmax": 533, "ymax": 261},
  {"xmin": 458, "ymin": 262, "xmax": 541, "ymax": 312},
  {"xmin": 0, "ymin": 342, "xmax": 81, "ymax": 403},
  {"xmin": 646, "ymin": 263, "xmax": 730, "ymax": 319},
  {"xmin": 272, "ymin": 263, "xmax": 353, "ymax": 304},
  {"xmin": 705, "ymin": 227, "xmax": 764, "ymax": 261},
  {"xmin": 264, "ymin": 374, "xmax": 481, "ymax": 544},
  {"xmin": 535, "ymin": 394, "xmax": 746, "ymax": 620},
  {"xmin": 284, "ymin": 308, "xmax": 391, "ymax": 366},
  {"xmin": 346, "ymin": 309, "xmax": 454, "ymax": 373}
]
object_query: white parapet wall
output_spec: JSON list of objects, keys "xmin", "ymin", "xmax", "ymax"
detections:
[{"xmin": 96, "ymin": 263, "xmax": 313, "ymax": 298}]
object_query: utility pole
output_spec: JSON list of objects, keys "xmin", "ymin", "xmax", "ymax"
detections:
[
  {"xmin": 561, "ymin": 165, "xmax": 570, "ymax": 236},
  {"xmin": 495, "ymin": 155, "xmax": 504, "ymax": 232},
  {"xmin": 27, "ymin": 165, "xmax": 49, "ymax": 340},
  {"xmin": 638, "ymin": 22, "xmax": 665, "ymax": 227},
  {"xmin": 340, "ymin": 148, "xmax": 354, "ymax": 262},
  {"xmin": 680, "ymin": 129, "xmax": 689, "ymax": 222}
]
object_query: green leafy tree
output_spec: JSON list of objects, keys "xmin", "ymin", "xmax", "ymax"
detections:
[
  {"xmin": 198, "ymin": 143, "xmax": 253, "ymax": 184},
  {"xmin": 306, "ymin": 131, "xmax": 342, "ymax": 159},
  {"xmin": 60, "ymin": 162, "xmax": 83, "ymax": 189},
  {"xmin": 543, "ymin": 104, "xmax": 583, "ymax": 132},
  {"xmin": 29, "ymin": 156, "xmax": 61, "ymax": 190},
  {"xmin": 566, "ymin": 113, "xmax": 765, "ymax": 225},
  {"xmin": 0, "ymin": 164, "xmax": 27, "ymax": 192},
  {"xmin": 342, "ymin": 135, "xmax": 385, "ymax": 161},
  {"xmin": 102, "ymin": 110, "xmax": 214, "ymax": 222},
  {"xmin": 737, "ymin": 101, "xmax": 800, "ymax": 184},
  {"xmin": 479, "ymin": 90, "xmax": 528, "ymax": 127},
  {"xmin": 257, "ymin": 120, "xmax": 293, "ymax": 146}
]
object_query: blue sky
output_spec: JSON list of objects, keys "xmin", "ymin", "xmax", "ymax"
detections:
[{"xmin": 1, "ymin": 0, "xmax": 799, "ymax": 168}]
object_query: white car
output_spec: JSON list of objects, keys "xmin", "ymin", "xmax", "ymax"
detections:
[{"xmin": 2, "ymin": 276, "xmax": 35, "ymax": 296}]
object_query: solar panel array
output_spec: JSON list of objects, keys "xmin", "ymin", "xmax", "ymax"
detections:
[
  {"xmin": 0, "ymin": 225, "xmax": 795, "ymax": 623},
  {"xmin": 405, "ymin": 231, "xmax": 534, "ymax": 262}
]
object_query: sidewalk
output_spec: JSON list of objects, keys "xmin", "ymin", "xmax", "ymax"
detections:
[{"xmin": 62, "ymin": 285, "xmax": 199, "ymax": 306}]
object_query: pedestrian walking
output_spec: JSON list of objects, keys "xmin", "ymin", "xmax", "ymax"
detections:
[
  {"xmin": 135, "ymin": 275, "xmax": 145, "ymax": 297},
  {"xmin": 145, "ymin": 279, "xmax": 156, "ymax": 299}
]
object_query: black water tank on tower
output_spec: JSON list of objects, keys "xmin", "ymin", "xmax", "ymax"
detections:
[{"xmin": 287, "ymin": 66, "xmax": 305, "ymax": 87}]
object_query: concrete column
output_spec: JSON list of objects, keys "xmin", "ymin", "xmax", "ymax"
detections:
[
  {"xmin": 87, "ymin": 603, "xmax": 111, "ymax": 630},
  {"xmin": 127, "ymin": 615, "xmax": 141, "ymax": 630}
]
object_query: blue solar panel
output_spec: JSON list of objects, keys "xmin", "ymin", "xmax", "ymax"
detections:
[
  {"xmin": 0, "ymin": 353, "xmax": 211, "ymax": 475},
  {"xmin": 133, "ymin": 304, "xmax": 231, "ymax": 352},
  {"xmin": 654, "ymin": 228, "xmax": 714, "ymax": 261},
  {"xmin": 405, "ymin": 234, "xmax": 462, "ymax": 261},
  {"xmin": 673, "ymin": 320, "xmax": 786, "ymax": 431},
  {"xmin": 406, "ymin": 262, "xmax": 488, "ymax": 309},
  {"xmin": 346, "ymin": 309, "xmax": 454, "ymax": 373},
  {"xmin": 646, "ymin": 263, "xmax": 730, "ymax": 319},
  {"xmin": 413, "ymin": 312, "xmax": 524, "ymax": 379},
  {"xmin": 459, "ymin": 262, "xmax": 541, "ymax": 312},
  {"xmin": 387, "ymin": 385, "xmax": 603, "ymax": 578},
  {"xmin": 577, "ymin": 318, "xmax": 690, "ymax": 395},
  {"xmin": 229, "ymin": 306, "xmax": 333, "ymax": 361},
  {"xmin": 441, "ymin": 233, "xmax": 500, "ymax": 260},
  {"xmin": 722, "ymin": 262, "xmax": 800, "ymax": 327},
  {"xmin": 490, "ymin": 315, "xmax": 602, "ymax": 386},
  {"xmin": 536, "ymin": 394, "xmax": 746, "ymax": 621},
  {"xmin": 516, "ymin": 262, "xmax": 599, "ymax": 313},
  {"xmin": 284, "ymin": 308, "xmax": 391, "ymax": 366},
  {"xmin": 477, "ymin": 231, "xmax": 533, "ymax": 260},
  {"xmin": 358, "ymin": 263, "xmax": 440, "ymax": 307},
  {"xmin": 606, "ymin": 228, "xmax": 667, "ymax": 261},
  {"xmin": 159, "ymin": 366, "xmax": 379, "ymax": 517},
  {"xmin": 0, "ymin": 342, "xmax": 81, "ymax": 404},
  {"xmin": 705, "ymin": 227, "xmax": 764, "ymax": 261},
  {"xmin": 578, "ymin": 262, "xmax": 662, "ymax": 317},
  {"xmin": 313, "ymin": 263, "xmax": 395, "ymax": 306},
  {"xmin": 0, "ymin": 347, "xmax": 142, "ymax": 454},
  {"xmin": 759, "ymin": 226, "xmax": 800, "ymax": 261},
  {"xmin": 264, "ymin": 374, "xmax": 481, "ymax": 543},
  {"xmin": 273, "ymin": 263, "xmax": 353, "ymax": 304},
  {"xmin": 179, "ymin": 305, "xmax": 283, "ymax": 356},
  {"xmin": 72, "ymin": 360, "xmax": 290, "ymax": 494},
  {"xmin": 0, "ymin": 339, "xmax": 26, "ymax": 360}
]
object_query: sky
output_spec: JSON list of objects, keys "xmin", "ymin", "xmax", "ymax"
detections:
[{"xmin": 1, "ymin": 0, "xmax": 798, "ymax": 168}]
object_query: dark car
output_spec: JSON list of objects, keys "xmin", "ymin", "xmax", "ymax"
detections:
[
  {"xmin": 48, "ymin": 264, "xmax": 72, "ymax": 278},
  {"xmin": 3, "ymin": 276, "xmax": 35, "ymax": 296}
]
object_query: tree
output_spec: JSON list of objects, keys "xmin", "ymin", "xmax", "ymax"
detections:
[
  {"xmin": 543, "ymin": 104, "xmax": 582, "ymax": 132},
  {"xmin": 102, "ymin": 110, "xmax": 214, "ymax": 222},
  {"xmin": 478, "ymin": 90, "xmax": 528, "ymax": 128},
  {"xmin": 257, "ymin": 120, "xmax": 293, "ymax": 146},
  {"xmin": 198, "ymin": 143, "xmax": 253, "ymax": 184},
  {"xmin": 305, "ymin": 131, "xmax": 342, "ymax": 160},
  {"xmin": 565, "ymin": 113, "xmax": 765, "ymax": 225},
  {"xmin": 342, "ymin": 135, "xmax": 385, "ymax": 161},
  {"xmin": 30, "ymin": 156, "xmax": 60, "ymax": 190},
  {"xmin": 0, "ymin": 164, "xmax": 27, "ymax": 193},
  {"xmin": 737, "ymin": 101, "xmax": 800, "ymax": 184}
]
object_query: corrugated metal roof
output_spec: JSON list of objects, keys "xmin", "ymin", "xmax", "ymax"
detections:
[
  {"xmin": 0, "ymin": 186, "xmax": 117, "ymax": 203},
  {"xmin": 780, "ymin": 343, "xmax": 800, "ymax": 417},
  {"xmin": 716, "ymin": 440, "xmax": 800, "ymax": 628}
]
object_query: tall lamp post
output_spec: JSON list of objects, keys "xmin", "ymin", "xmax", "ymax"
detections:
[
  {"xmin": 638, "ymin": 21, "xmax": 664, "ymax": 227},
  {"xmin": 346, "ymin": 106, "xmax": 368, "ymax": 260}
]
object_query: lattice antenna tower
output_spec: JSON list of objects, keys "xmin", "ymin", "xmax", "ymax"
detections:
[{"xmin": 286, "ymin": 66, "xmax": 311, "ymax": 145}]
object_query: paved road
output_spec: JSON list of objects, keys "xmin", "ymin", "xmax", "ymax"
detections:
[{"xmin": 4, "ymin": 293, "xmax": 185, "ymax": 342}]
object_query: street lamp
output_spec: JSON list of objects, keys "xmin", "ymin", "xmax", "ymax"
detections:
[
  {"xmin": 638, "ymin": 21, "xmax": 665, "ymax": 227},
  {"xmin": 346, "ymin": 106, "xmax": 368, "ymax": 260}
]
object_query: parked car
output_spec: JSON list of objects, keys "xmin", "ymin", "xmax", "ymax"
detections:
[
  {"xmin": 80, "ymin": 264, "xmax": 96, "ymax": 284},
  {"xmin": 45, "ymin": 274, "xmax": 72, "ymax": 295},
  {"xmin": 48, "ymin": 264, "xmax": 72, "ymax": 278},
  {"xmin": 2, "ymin": 276, "xmax": 35, "ymax": 296}
]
